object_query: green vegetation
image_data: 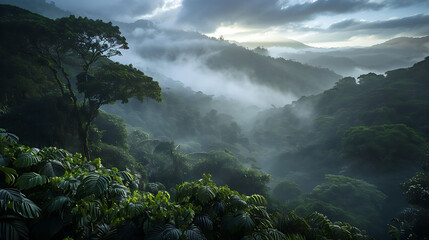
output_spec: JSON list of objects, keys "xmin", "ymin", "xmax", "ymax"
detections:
[
  {"xmin": 0, "ymin": 129, "xmax": 372, "ymax": 240},
  {"xmin": 1, "ymin": 3, "xmax": 429, "ymax": 239},
  {"xmin": 0, "ymin": 5, "xmax": 161, "ymax": 160}
]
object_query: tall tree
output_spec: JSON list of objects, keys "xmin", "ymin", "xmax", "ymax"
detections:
[{"xmin": 1, "ymin": 6, "xmax": 161, "ymax": 160}]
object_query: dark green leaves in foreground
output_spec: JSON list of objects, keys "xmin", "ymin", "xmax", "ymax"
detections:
[{"xmin": 0, "ymin": 188, "xmax": 41, "ymax": 218}]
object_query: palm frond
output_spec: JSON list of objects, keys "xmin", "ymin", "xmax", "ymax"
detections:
[
  {"xmin": 15, "ymin": 172, "xmax": 48, "ymax": 190},
  {"xmin": 247, "ymin": 194, "xmax": 267, "ymax": 206}
]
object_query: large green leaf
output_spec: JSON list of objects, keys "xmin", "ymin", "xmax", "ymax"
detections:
[
  {"xmin": 194, "ymin": 215, "xmax": 213, "ymax": 231},
  {"xmin": 0, "ymin": 188, "xmax": 41, "ymax": 218},
  {"xmin": 235, "ymin": 213, "xmax": 255, "ymax": 232},
  {"xmin": 0, "ymin": 166, "xmax": 18, "ymax": 185},
  {"xmin": 77, "ymin": 174, "xmax": 111, "ymax": 197},
  {"xmin": 184, "ymin": 224, "xmax": 206, "ymax": 240},
  {"xmin": 117, "ymin": 171, "xmax": 133, "ymax": 183},
  {"xmin": 39, "ymin": 147, "xmax": 69, "ymax": 161},
  {"xmin": 107, "ymin": 183, "xmax": 129, "ymax": 200},
  {"xmin": 57, "ymin": 177, "xmax": 80, "ymax": 193},
  {"xmin": 46, "ymin": 195, "xmax": 71, "ymax": 213},
  {"xmin": 123, "ymin": 202, "xmax": 145, "ymax": 218},
  {"xmin": 0, "ymin": 216, "xmax": 29, "ymax": 240},
  {"xmin": 92, "ymin": 224, "xmax": 117, "ymax": 240},
  {"xmin": 39, "ymin": 160, "xmax": 66, "ymax": 177},
  {"xmin": 229, "ymin": 195, "xmax": 247, "ymax": 209},
  {"xmin": 196, "ymin": 186, "xmax": 215, "ymax": 205},
  {"xmin": 0, "ymin": 129, "xmax": 19, "ymax": 144},
  {"xmin": 13, "ymin": 149, "xmax": 41, "ymax": 168},
  {"xmin": 0, "ymin": 154, "xmax": 11, "ymax": 166},
  {"xmin": 162, "ymin": 223, "xmax": 182, "ymax": 240},
  {"xmin": 15, "ymin": 172, "xmax": 48, "ymax": 190}
]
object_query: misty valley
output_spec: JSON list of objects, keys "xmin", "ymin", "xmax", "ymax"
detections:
[{"xmin": 1, "ymin": 1, "xmax": 429, "ymax": 240}]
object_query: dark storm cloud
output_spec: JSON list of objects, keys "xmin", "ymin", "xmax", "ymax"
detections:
[
  {"xmin": 177, "ymin": 0, "xmax": 384, "ymax": 32},
  {"xmin": 50, "ymin": 0, "xmax": 163, "ymax": 21},
  {"xmin": 385, "ymin": 0, "xmax": 429, "ymax": 7},
  {"xmin": 328, "ymin": 14, "xmax": 429, "ymax": 31}
]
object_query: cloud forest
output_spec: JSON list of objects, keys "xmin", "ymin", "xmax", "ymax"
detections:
[{"xmin": 1, "ymin": 1, "xmax": 429, "ymax": 239}]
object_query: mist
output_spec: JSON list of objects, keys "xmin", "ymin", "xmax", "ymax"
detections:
[
  {"xmin": 2, "ymin": 2, "xmax": 429, "ymax": 239},
  {"xmin": 265, "ymin": 36, "xmax": 429, "ymax": 77}
]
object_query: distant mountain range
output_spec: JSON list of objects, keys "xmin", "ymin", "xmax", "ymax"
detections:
[
  {"xmin": 276, "ymin": 36, "xmax": 429, "ymax": 77},
  {"xmin": 237, "ymin": 39, "xmax": 311, "ymax": 49}
]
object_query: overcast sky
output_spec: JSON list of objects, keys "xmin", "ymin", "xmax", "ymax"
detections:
[{"xmin": 50, "ymin": 0, "xmax": 429, "ymax": 47}]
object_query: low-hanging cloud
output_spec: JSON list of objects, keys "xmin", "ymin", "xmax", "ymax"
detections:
[
  {"xmin": 109, "ymin": 27, "xmax": 297, "ymax": 109},
  {"xmin": 329, "ymin": 14, "xmax": 429, "ymax": 32},
  {"xmin": 177, "ymin": 0, "xmax": 384, "ymax": 32}
]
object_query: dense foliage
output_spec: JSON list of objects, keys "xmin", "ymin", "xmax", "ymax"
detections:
[
  {"xmin": 0, "ymin": 129, "xmax": 373, "ymax": 240},
  {"xmin": 1, "ymin": 3, "xmax": 429, "ymax": 239}
]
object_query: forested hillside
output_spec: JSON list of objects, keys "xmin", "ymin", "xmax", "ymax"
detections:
[{"xmin": 1, "ymin": 4, "xmax": 429, "ymax": 240}]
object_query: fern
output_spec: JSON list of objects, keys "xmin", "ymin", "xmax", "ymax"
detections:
[
  {"xmin": 15, "ymin": 172, "xmax": 48, "ymax": 190},
  {"xmin": 247, "ymin": 194, "xmax": 267, "ymax": 206},
  {"xmin": 13, "ymin": 148, "xmax": 41, "ymax": 168}
]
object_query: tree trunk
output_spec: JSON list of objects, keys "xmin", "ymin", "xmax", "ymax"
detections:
[{"xmin": 78, "ymin": 125, "xmax": 90, "ymax": 161}]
